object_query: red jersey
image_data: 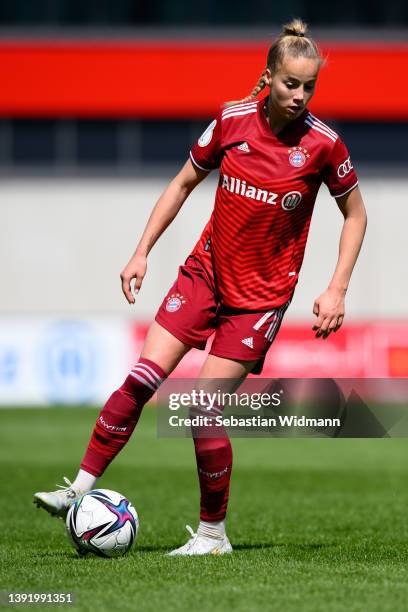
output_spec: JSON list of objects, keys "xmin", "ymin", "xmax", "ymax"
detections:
[{"xmin": 189, "ymin": 96, "xmax": 359, "ymax": 310}]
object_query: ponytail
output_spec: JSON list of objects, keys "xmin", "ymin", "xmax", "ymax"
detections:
[{"xmin": 225, "ymin": 19, "xmax": 321, "ymax": 107}]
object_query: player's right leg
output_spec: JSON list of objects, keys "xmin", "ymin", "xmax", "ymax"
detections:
[
  {"xmin": 34, "ymin": 255, "xmax": 217, "ymax": 518},
  {"xmin": 33, "ymin": 322, "xmax": 191, "ymax": 518}
]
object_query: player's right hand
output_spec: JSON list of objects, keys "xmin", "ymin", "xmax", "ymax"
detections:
[{"xmin": 120, "ymin": 254, "xmax": 147, "ymax": 304}]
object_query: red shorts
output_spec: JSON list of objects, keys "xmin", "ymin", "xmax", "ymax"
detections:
[{"xmin": 155, "ymin": 256, "xmax": 290, "ymax": 375}]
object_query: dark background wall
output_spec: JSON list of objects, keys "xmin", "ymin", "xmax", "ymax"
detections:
[
  {"xmin": 0, "ymin": 2, "xmax": 407, "ymax": 174},
  {"xmin": 0, "ymin": 0, "xmax": 407, "ymax": 26}
]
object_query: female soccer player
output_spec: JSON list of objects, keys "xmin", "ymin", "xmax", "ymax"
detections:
[{"xmin": 34, "ymin": 19, "xmax": 367, "ymax": 555}]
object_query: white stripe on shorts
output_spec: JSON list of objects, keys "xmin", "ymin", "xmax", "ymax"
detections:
[
  {"xmin": 252, "ymin": 310, "xmax": 276, "ymax": 331},
  {"xmin": 264, "ymin": 301, "xmax": 291, "ymax": 341}
]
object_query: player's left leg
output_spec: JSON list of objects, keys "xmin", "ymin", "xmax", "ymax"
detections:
[
  {"xmin": 168, "ymin": 354, "xmax": 257, "ymax": 556},
  {"xmin": 168, "ymin": 303, "xmax": 291, "ymax": 556}
]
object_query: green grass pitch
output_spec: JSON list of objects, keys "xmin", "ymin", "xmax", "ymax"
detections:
[{"xmin": 1, "ymin": 406, "xmax": 408, "ymax": 611}]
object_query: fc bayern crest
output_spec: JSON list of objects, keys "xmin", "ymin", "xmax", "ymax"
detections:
[
  {"xmin": 165, "ymin": 293, "xmax": 186, "ymax": 313},
  {"xmin": 288, "ymin": 146, "xmax": 310, "ymax": 168}
]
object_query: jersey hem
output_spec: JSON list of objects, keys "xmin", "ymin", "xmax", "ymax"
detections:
[{"xmin": 218, "ymin": 297, "xmax": 294, "ymax": 311}]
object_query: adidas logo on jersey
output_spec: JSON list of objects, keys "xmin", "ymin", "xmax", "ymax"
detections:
[
  {"xmin": 222, "ymin": 173, "xmax": 278, "ymax": 205},
  {"xmin": 237, "ymin": 142, "xmax": 250, "ymax": 152},
  {"xmin": 241, "ymin": 337, "xmax": 254, "ymax": 349}
]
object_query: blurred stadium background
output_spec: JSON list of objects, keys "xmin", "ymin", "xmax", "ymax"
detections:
[{"xmin": 1, "ymin": 3, "xmax": 407, "ymax": 405}]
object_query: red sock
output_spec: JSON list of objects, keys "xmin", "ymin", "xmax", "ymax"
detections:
[
  {"xmin": 80, "ymin": 358, "xmax": 166, "ymax": 477},
  {"xmin": 192, "ymin": 406, "xmax": 232, "ymax": 522}
]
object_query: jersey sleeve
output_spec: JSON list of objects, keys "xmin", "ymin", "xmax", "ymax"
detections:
[
  {"xmin": 322, "ymin": 137, "xmax": 359, "ymax": 198},
  {"xmin": 190, "ymin": 110, "xmax": 223, "ymax": 172}
]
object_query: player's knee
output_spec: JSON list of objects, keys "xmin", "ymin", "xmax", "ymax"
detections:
[
  {"xmin": 121, "ymin": 359, "xmax": 166, "ymax": 401},
  {"xmin": 120, "ymin": 371, "xmax": 162, "ymax": 403}
]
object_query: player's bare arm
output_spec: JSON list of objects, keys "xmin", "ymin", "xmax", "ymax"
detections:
[
  {"xmin": 120, "ymin": 159, "xmax": 209, "ymax": 303},
  {"xmin": 313, "ymin": 186, "xmax": 367, "ymax": 338}
]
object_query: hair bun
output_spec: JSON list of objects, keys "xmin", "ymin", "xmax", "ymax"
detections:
[{"xmin": 282, "ymin": 19, "xmax": 308, "ymax": 38}]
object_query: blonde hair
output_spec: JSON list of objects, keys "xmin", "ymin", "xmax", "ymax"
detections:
[{"xmin": 225, "ymin": 19, "xmax": 322, "ymax": 107}]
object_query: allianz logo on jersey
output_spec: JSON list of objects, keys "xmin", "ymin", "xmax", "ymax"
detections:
[{"xmin": 221, "ymin": 173, "xmax": 302, "ymax": 210}]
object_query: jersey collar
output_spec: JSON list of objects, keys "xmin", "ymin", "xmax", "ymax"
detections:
[{"xmin": 257, "ymin": 95, "xmax": 308, "ymax": 141}]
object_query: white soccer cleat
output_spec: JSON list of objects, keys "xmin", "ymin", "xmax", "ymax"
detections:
[
  {"xmin": 167, "ymin": 525, "xmax": 233, "ymax": 556},
  {"xmin": 33, "ymin": 477, "xmax": 82, "ymax": 519}
]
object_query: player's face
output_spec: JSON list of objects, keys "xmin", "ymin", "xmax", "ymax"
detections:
[{"xmin": 265, "ymin": 56, "xmax": 320, "ymax": 120}]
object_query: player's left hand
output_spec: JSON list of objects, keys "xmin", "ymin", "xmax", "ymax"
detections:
[{"xmin": 312, "ymin": 287, "xmax": 345, "ymax": 339}]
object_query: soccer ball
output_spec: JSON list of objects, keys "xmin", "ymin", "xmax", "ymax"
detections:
[{"xmin": 66, "ymin": 489, "xmax": 139, "ymax": 557}]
